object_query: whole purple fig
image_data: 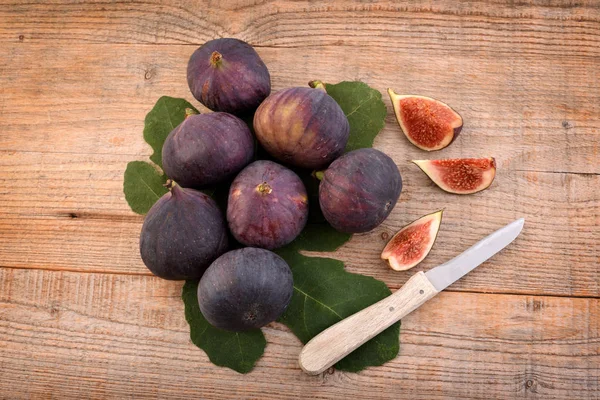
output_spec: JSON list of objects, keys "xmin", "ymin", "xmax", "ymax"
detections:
[
  {"xmin": 198, "ymin": 248, "xmax": 293, "ymax": 331},
  {"xmin": 187, "ymin": 38, "xmax": 271, "ymax": 116},
  {"xmin": 319, "ymin": 148, "xmax": 402, "ymax": 233},
  {"xmin": 162, "ymin": 111, "xmax": 254, "ymax": 189},
  {"xmin": 253, "ymin": 86, "xmax": 349, "ymax": 169},
  {"xmin": 227, "ymin": 160, "xmax": 308, "ymax": 250},
  {"xmin": 140, "ymin": 181, "xmax": 228, "ymax": 280}
]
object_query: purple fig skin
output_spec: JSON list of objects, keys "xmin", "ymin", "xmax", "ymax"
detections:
[
  {"xmin": 198, "ymin": 248, "xmax": 293, "ymax": 332},
  {"xmin": 319, "ymin": 148, "xmax": 402, "ymax": 233},
  {"xmin": 139, "ymin": 184, "xmax": 228, "ymax": 280},
  {"xmin": 253, "ymin": 87, "xmax": 350, "ymax": 170},
  {"xmin": 187, "ymin": 38, "xmax": 271, "ymax": 116},
  {"xmin": 227, "ymin": 160, "xmax": 309, "ymax": 250},
  {"xmin": 162, "ymin": 112, "xmax": 254, "ymax": 189}
]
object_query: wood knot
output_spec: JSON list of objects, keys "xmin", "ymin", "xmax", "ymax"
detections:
[
  {"xmin": 525, "ymin": 379, "xmax": 534, "ymax": 388},
  {"xmin": 144, "ymin": 68, "xmax": 155, "ymax": 80},
  {"xmin": 49, "ymin": 302, "xmax": 60, "ymax": 317},
  {"xmin": 562, "ymin": 121, "xmax": 574, "ymax": 129}
]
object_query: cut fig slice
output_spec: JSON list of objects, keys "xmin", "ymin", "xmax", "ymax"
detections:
[
  {"xmin": 412, "ymin": 157, "xmax": 496, "ymax": 195},
  {"xmin": 388, "ymin": 89, "xmax": 462, "ymax": 151},
  {"xmin": 381, "ymin": 210, "xmax": 443, "ymax": 271}
]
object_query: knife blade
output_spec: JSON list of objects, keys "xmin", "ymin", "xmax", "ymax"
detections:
[
  {"xmin": 425, "ymin": 218, "xmax": 525, "ymax": 291},
  {"xmin": 298, "ymin": 218, "xmax": 525, "ymax": 375}
]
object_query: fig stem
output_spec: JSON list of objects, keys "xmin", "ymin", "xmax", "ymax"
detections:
[
  {"xmin": 308, "ymin": 80, "xmax": 327, "ymax": 92},
  {"xmin": 163, "ymin": 179, "xmax": 177, "ymax": 191},
  {"xmin": 184, "ymin": 108, "xmax": 198, "ymax": 118},
  {"xmin": 257, "ymin": 182, "xmax": 272, "ymax": 195},
  {"xmin": 210, "ymin": 51, "xmax": 223, "ymax": 67},
  {"xmin": 313, "ymin": 171, "xmax": 325, "ymax": 181}
]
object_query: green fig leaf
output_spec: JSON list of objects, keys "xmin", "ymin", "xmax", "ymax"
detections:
[
  {"xmin": 182, "ymin": 280, "xmax": 266, "ymax": 374},
  {"xmin": 321, "ymin": 81, "xmax": 387, "ymax": 152},
  {"xmin": 144, "ymin": 96, "xmax": 198, "ymax": 168},
  {"xmin": 126, "ymin": 82, "xmax": 396, "ymax": 374},
  {"xmin": 275, "ymin": 240, "xmax": 399, "ymax": 372},
  {"xmin": 123, "ymin": 161, "xmax": 168, "ymax": 214}
]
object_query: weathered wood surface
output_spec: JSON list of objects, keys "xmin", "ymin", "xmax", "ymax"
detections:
[
  {"xmin": 0, "ymin": 0, "xmax": 598, "ymax": 398},
  {"xmin": 1, "ymin": 268, "xmax": 599, "ymax": 399}
]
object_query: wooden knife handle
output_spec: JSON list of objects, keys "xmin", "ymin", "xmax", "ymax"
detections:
[{"xmin": 298, "ymin": 271, "xmax": 439, "ymax": 375}]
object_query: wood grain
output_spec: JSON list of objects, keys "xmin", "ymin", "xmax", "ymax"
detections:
[
  {"xmin": 0, "ymin": 151, "xmax": 597, "ymax": 297},
  {"xmin": 1, "ymin": 43, "xmax": 599, "ymax": 174},
  {"xmin": 0, "ymin": 41, "xmax": 597, "ymax": 297},
  {"xmin": 1, "ymin": 268, "xmax": 598, "ymax": 399},
  {"xmin": 1, "ymin": 0, "xmax": 599, "ymax": 398},
  {"xmin": 2, "ymin": 1, "xmax": 600, "ymax": 58}
]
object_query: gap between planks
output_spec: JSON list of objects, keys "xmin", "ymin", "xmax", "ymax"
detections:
[
  {"xmin": 1, "ymin": 149, "xmax": 597, "ymax": 177},
  {"xmin": 6, "ymin": 41, "xmax": 600, "ymax": 61},
  {"xmin": 1, "ymin": 264, "xmax": 598, "ymax": 301}
]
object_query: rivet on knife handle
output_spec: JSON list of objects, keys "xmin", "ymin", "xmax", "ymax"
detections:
[{"xmin": 298, "ymin": 271, "xmax": 438, "ymax": 375}]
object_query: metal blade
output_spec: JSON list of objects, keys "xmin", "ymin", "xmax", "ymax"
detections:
[{"xmin": 425, "ymin": 218, "xmax": 525, "ymax": 291}]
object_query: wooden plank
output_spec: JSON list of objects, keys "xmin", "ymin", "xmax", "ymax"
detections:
[
  {"xmin": 0, "ymin": 148, "xmax": 598, "ymax": 297},
  {"xmin": 1, "ymin": 0, "xmax": 599, "ymax": 60},
  {"xmin": 0, "ymin": 267, "xmax": 598, "ymax": 399},
  {"xmin": 0, "ymin": 45, "xmax": 600, "ymax": 173},
  {"xmin": 1, "ymin": 43, "xmax": 598, "ymax": 174}
]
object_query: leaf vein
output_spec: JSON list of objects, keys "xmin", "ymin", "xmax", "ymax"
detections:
[
  {"xmin": 302, "ymin": 296, "xmax": 309, "ymax": 337},
  {"xmin": 133, "ymin": 170, "xmax": 162, "ymax": 200},
  {"xmin": 160, "ymin": 99, "xmax": 177, "ymax": 131},
  {"xmin": 236, "ymin": 333, "xmax": 244, "ymax": 364},
  {"xmin": 345, "ymin": 92, "xmax": 376, "ymax": 118},
  {"xmin": 294, "ymin": 286, "xmax": 342, "ymax": 319}
]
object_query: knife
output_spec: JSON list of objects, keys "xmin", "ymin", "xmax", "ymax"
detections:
[{"xmin": 298, "ymin": 218, "xmax": 525, "ymax": 375}]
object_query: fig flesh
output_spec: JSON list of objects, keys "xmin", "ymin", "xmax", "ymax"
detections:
[
  {"xmin": 198, "ymin": 248, "xmax": 294, "ymax": 331},
  {"xmin": 253, "ymin": 86, "xmax": 350, "ymax": 169},
  {"xmin": 388, "ymin": 89, "xmax": 462, "ymax": 151},
  {"xmin": 187, "ymin": 38, "xmax": 271, "ymax": 115},
  {"xmin": 319, "ymin": 148, "xmax": 402, "ymax": 233},
  {"xmin": 139, "ymin": 181, "xmax": 228, "ymax": 280},
  {"xmin": 227, "ymin": 160, "xmax": 308, "ymax": 250},
  {"xmin": 381, "ymin": 210, "xmax": 443, "ymax": 271},
  {"xmin": 413, "ymin": 157, "xmax": 496, "ymax": 194},
  {"xmin": 162, "ymin": 111, "xmax": 254, "ymax": 189}
]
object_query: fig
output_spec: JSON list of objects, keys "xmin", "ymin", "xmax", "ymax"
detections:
[
  {"xmin": 381, "ymin": 210, "xmax": 443, "ymax": 271},
  {"xmin": 227, "ymin": 160, "xmax": 308, "ymax": 249},
  {"xmin": 198, "ymin": 248, "xmax": 294, "ymax": 331},
  {"xmin": 253, "ymin": 86, "xmax": 350, "ymax": 169},
  {"xmin": 413, "ymin": 157, "xmax": 496, "ymax": 194},
  {"xmin": 187, "ymin": 38, "xmax": 271, "ymax": 115},
  {"xmin": 388, "ymin": 89, "xmax": 462, "ymax": 151},
  {"xmin": 319, "ymin": 148, "xmax": 402, "ymax": 233},
  {"xmin": 139, "ymin": 181, "xmax": 228, "ymax": 280},
  {"xmin": 162, "ymin": 111, "xmax": 254, "ymax": 189}
]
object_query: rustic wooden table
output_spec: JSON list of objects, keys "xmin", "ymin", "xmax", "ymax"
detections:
[{"xmin": 1, "ymin": 1, "xmax": 599, "ymax": 399}]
